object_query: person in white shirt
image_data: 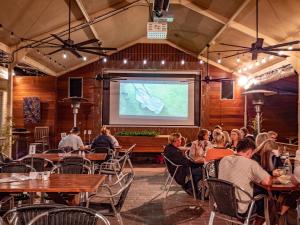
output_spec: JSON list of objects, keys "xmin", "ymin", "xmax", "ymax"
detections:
[
  {"xmin": 189, "ymin": 129, "xmax": 212, "ymax": 164},
  {"xmin": 58, "ymin": 127, "xmax": 84, "ymax": 151}
]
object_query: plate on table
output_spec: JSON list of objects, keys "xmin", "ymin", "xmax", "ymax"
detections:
[{"xmin": 277, "ymin": 175, "xmax": 291, "ymax": 185}]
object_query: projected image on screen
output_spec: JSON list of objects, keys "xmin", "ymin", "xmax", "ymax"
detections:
[{"xmin": 119, "ymin": 81, "xmax": 188, "ymax": 118}]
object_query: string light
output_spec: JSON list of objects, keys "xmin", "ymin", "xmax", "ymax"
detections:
[
  {"xmin": 199, "ymin": 59, "xmax": 204, "ymax": 64},
  {"xmin": 143, "ymin": 59, "xmax": 147, "ymax": 65},
  {"xmin": 288, "ymin": 45, "xmax": 293, "ymax": 50},
  {"xmin": 123, "ymin": 59, "xmax": 128, "ymax": 64},
  {"xmin": 82, "ymin": 56, "xmax": 87, "ymax": 61},
  {"xmin": 236, "ymin": 56, "xmax": 240, "ymax": 63},
  {"xmin": 238, "ymin": 69, "xmax": 242, "ymax": 73},
  {"xmin": 161, "ymin": 60, "xmax": 165, "ymax": 65},
  {"xmin": 261, "ymin": 58, "xmax": 266, "ymax": 64},
  {"xmin": 181, "ymin": 59, "xmax": 185, "ymax": 65},
  {"xmin": 217, "ymin": 53, "xmax": 222, "ymax": 64},
  {"xmin": 102, "ymin": 57, "xmax": 107, "ymax": 63},
  {"xmin": 278, "ymin": 51, "xmax": 283, "ymax": 55},
  {"xmin": 238, "ymin": 76, "xmax": 248, "ymax": 86},
  {"xmin": 62, "ymin": 52, "xmax": 67, "ymax": 59},
  {"xmin": 269, "ymin": 55, "xmax": 274, "ymax": 60},
  {"xmin": 255, "ymin": 61, "xmax": 260, "ymax": 66}
]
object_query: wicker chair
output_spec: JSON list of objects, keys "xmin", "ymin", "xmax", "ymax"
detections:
[
  {"xmin": 91, "ymin": 147, "xmax": 114, "ymax": 161},
  {"xmin": 0, "ymin": 163, "xmax": 35, "ymax": 173},
  {"xmin": 87, "ymin": 172, "xmax": 134, "ymax": 225},
  {"xmin": 51, "ymin": 163, "xmax": 91, "ymax": 174},
  {"xmin": 161, "ymin": 153, "xmax": 196, "ymax": 199},
  {"xmin": 21, "ymin": 157, "xmax": 54, "ymax": 172},
  {"xmin": 207, "ymin": 178, "xmax": 265, "ymax": 225},
  {"xmin": 59, "ymin": 155, "xmax": 91, "ymax": 167},
  {"xmin": 27, "ymin": 206, "xmax": 110, "ymax": 225},
  {"xmin": 2, "ymin": 203, "xmax": 64, "ymax": 225}
]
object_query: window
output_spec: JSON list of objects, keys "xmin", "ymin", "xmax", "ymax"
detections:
[{"xmin": 68, "ymin": 77, "xmax": 83, "ymax": 97}]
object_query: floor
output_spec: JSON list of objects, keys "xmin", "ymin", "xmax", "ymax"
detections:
[{"xmin": 106, "ymin": 165, "xmax": 226, "ymax": 225}]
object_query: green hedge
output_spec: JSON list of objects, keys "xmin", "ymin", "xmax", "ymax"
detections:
[{"xmin": 116, "ymin": 130, "xmax": 160, "ymax": 137}]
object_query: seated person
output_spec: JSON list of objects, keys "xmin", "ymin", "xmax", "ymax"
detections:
[
  {"xmin": 58, "ymin": 127, "xmax": 84, "ymax": 151},
  {"xmin": 267, "ymin": 130, "xmax": 278, "ymax": 141},
  {"xmin": 164, "ymin": 133, "xmax": 202, "ymax": 196},
  {"xmin": 229, "ymin": 129, "xmax": 241, "ymax": 151},
  {"xmin": 91, "ymin": 126, "xmax": 118, "ymax": 150},
  {"xmin": 205, "ymin": 130, "xmax": 234, "ymax": 162},
  {"xmin": 219, "ymin": 138, "xmax": 272, "ymax": 220},
  {"xmin": 189, "ymin": 129, "xmax": 212, "ymax": 163}
]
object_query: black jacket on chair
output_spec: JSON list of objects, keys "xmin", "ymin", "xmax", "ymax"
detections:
[{"xmin": 164, "ymin": 144, "xmax": 191, "ymax": 186}]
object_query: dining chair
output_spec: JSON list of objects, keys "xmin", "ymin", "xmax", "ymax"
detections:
[
  {"xmin": 207, "ymin": 178, "xmax": 265, "ymax": 225},
  {"xmin": 43, "ymin": 149, "xmax": 66, "ymax": 154},
  {"xmin": 51, "ymin": 163, "xmax": 91, "ymax": 174},
  {"xmin": 27, "ymin": 206, "xmax": 110, "ymax": 225},
  {"xmin": 115, "ymin": 144, "xmax": 136, "ymax": 172},
  {"xmin": 59, "ymin": 155, "xmax": 91, "ymax": 167},
  {"xmin": 2, "ymin": 203, "xmax": 64, "ymax": 225},
  {"xmin": 161, "ymin": 153, "xmax": 196, "ymax": 199},
  {"xmin": 21, "ymin": 156, "xmax": 54, "ymax": 172},
  {"xmin": 98, "ymin": 154, "xmax": 128, "ymax": 180},
  {"xmin": 86, "ymin": 172, "xmax": 134, "ymax": 225},
  {"xmin": 31, "ymin": 126, "xmax": 50, "ymax": 152}
]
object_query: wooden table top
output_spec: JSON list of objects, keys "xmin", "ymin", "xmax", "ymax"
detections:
[
  {"xmin": 0, "ymin": 173, "xmax": 106, "ymax": 193},
  {"xmin": 256, "ymin": 180, "xmax": 299, "ymax": 191},
  {"xmin": 23, "ymin": 153, "xmax": 107, "ymax": 162}
]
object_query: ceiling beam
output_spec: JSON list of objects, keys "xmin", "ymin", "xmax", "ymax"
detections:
[
  {"xmin": 21, "ymin": 55, "xmax": 57, "ymax": 76},
  {"xmin": 0, "ymin": 42, "xmax": 11, "ymax": 54},
  {"xmin": 75, "ymin": 0, "xmax": 102, "ymax": 42},
  {"xmin": 172, "ymin": 0, "xmax": 228, "ymax": 25},
  {"xmin": 198, "ymin": 0, "xmax": 251, "ymax": 56}
]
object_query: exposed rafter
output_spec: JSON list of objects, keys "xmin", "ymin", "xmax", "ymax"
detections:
[
  {"xmin": 22, "ymin": 56, "xmax": 57, "ymax": 76},
  {"xmin": 75, "ymin": 0, "xmax": 102, "ymax": 42},
  {"xmin": 0, "ymin": 42, "xmax": 11, "ymax": 54}
]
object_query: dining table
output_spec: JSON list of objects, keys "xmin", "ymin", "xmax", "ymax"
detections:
[
  {"xmin": 256, "ymin": 177, "xmax": 299, "ymax": 225},
  {"xmin": 0, "ymin": 173, "xmax": 106, "ymax": 205},
  {"xmin": 21, "ymin": 153, "xmax": 107, "ymax": 162}
]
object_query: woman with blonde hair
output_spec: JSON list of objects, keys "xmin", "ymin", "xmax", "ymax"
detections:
[
  {"xmin": 255, "ymin": 132, "xmax": 269, "ymax": 147},
  {"xmin": 91, "ymin": 126, "xmax": 119, "ymax": 149},
  {"xmin": 222, "ymin": 131, "xmax": 231, "ymax": 148},
  {"xmin": 205, "ymin": 130, "xmax": 233, "ymax": 162},
  {"xmin": 229, "ymin": 129, "xmax": 241, "ymax": 151}
]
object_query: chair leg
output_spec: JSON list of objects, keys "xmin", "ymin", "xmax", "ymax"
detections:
[
  {"xmin": 165, "ymin": 176, "xmax": 174, "ymax": 198},
  {"xmin": 208, "ymin": 211, "xmax": 215, "ymax": 225},
  {"xmin": 189, "ymin": 167, "xmax": 196, "ymax": 199},
  {"xmin": 297, "ymin": 198, "xmax": 300, "ymax": 225},
  {"xmin": 116, "ymin": 213, "xmax": 124, "ymax": 225}
]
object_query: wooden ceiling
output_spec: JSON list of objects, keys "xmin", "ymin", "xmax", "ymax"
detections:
[{"xmin": 0, "ymin": 0, "xmax": 299, "ymax": 77}]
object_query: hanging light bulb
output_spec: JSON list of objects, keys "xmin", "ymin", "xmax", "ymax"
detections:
[
  {"xmin": 181, "ymin": 59, "xmax": 185, "ymax": 65},
  {"xmin": 243, "ymin": 67, "xmax": 248, "ymax": 71},
  {"xmin": 199, "ymin": 59, "xmax": 204, "ymax": 64},
  {"xmin": 261, "ymin": 58, "xmax": 266, "ymax": 64},
  {"xmin": 288, "ymin": 45, "xmax": 293, "ymax": 50},
  {"xmin": 102, "ymin": 57, "xmax": 107, "ymax": 63},
  {"xmin": 123, "ymin": 59, "xmax": 128, "ymax": 64},
  {"xmin": 82, "ymin": 56, "xmax": 87, "ymax": 61},
  {"xmin": 269, "ymin": 55, "xmax": 274, "ymax": 60},
  {"xmin": 161, "ymin": 60, "xmax": 165, "ymax": 65},
  {"xmin": 143, "ymin": 59, "xmax": 147, "ymax": 65},
  {"xmin": 217, "ymin": 53, "xmax": 222, "ymax": 64},
  {"xmin": 238, "ymin": 69, "xmax": 242, "ymax": 73},
  {"xmin": 236, "ymin": 56, "xmax": 240, "ymax": 63},
  {"xmin": 248, "ymin": 64, "xmax": 253, "ymax": 69},
  {"xmin": 10, "ymin": 32, "xmax": 14, "ymax": 39},
  {"xmin": 255, "ymin": 60, "xmax": 260, "ymax": 66},
  {"xmin": 62, "ymin": 52, "xmax": 67, "ymax": 59},
  {"xmin": 278, "ymin": 51, "xmax": 283, "ymax": 55}
]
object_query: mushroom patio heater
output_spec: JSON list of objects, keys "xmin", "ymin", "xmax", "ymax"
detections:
[
  {"xmin": 243, "ymin": 89, "xmax": 276, "ymax": 134},
  {"xmin": 62, "ymin": 97, "xmax": 88, "ymax": 127}
]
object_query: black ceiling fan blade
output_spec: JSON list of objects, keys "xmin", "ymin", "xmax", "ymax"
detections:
[
  {"xmin": 222, "ymin": 50, "xmax": 250, "ymax": 58},
  {"xmin": 209, "ymin": 49, "xmax": 249, "ymax": 53},
  {"xmin": 47, "ymin": 48, "xmax": 63, "ymax": 55},
  {"xmin": 75, "ymin": 39, "xmax": 99, "ymax": 47},
  {"xmin": 51, "ymin": 34, "xmax": 68, "ymax": 45},
  {"xmin": 219, "ymin": 43, "xmax": 249, "ymax": 49},
  {"xmin": 69, "ymin": 49, "xmax": 83, "ymax": 58},
  {"xmin": 264, "ymin": 40, "xmax": 300, "ymax": 50},
  {"xmin": 265, "ymin": 51, "xmax": 288, "ymax": 58},
  {"xmin": 77, "ymin": 49, "xmax": 107, "ymax": 56},
  {"xmin": 264, "ymin": 48, "xmax": 300, "ymax": 51}
]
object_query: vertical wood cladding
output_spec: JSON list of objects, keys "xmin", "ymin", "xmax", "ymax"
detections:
[
  {"xmin": 13, "ymin": 76, "xmax": 57, "ymax": 145},
  {"xmin": 56, "ymin": 43, "xmax": 244, "ymax": 143}
]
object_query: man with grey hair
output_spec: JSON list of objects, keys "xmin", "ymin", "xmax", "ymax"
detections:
[{"xmin": 164, "ymin": 132, "xmax": 202, "ymax": 197}]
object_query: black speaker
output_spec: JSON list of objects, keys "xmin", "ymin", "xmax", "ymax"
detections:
[
  {"xmin": 69, "ymin": 77, "xmax": 83, "ymax": 97},
  {"xmin": 221, "ymin": 80, "xmax": 233, "ymax": 99}
]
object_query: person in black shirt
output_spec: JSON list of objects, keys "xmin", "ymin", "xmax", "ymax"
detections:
[
  {"xmin": 164, "ymin": 133, "xmax": 202, "ymax": 196},
  {"xmin": 91, "ymin": 126, "xmax": 116, "ymax": 149}
]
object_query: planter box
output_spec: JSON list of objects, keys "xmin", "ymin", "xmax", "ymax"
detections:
[{"xmin": 116, "ymin": 135, "xmax": 169, "ymax": 153}]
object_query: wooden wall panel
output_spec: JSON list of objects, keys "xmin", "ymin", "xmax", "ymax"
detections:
[
  {"xmin": 55, "ymin": 43, "xmax": 245, "ymax": 144},
  {"xmin": 13, "ymin": 76, "xmax": 57, "ymax": 145}
]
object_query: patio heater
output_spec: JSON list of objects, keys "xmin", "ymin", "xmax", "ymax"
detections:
[
  {"xmin": 243, "ymin": 89, "xmax": 276, "ymax": 134},
  {"xmin": 62, "ymin": 97, "xmax": 88, "ymax": 127}
]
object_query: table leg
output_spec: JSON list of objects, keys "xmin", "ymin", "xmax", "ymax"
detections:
[{"xmin": 264, "ymin": 196, "xmax": 270, "ymax": 225}]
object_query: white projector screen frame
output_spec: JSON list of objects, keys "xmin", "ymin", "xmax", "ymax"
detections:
[{"xmin": 103, "ymin": 71, "xmax": 200, "ymax": 126}]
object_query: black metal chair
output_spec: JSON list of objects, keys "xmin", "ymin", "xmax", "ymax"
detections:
[
  {"xmin": 2, "ymin": 203, "xmax": 64, "ymax": 225},
  {"xmin": 51, "ymin": 163, "xmax": 91, "ymax": 174},
  {"xmin": 0, "ymin": 152, "xmax": 12, "ymax": 163},
  {"xmin": 87, "ymin": 172, "xmax": 134, "ymax": 225},
  {"xmin": 59, "ymin": 155, "xmax": 91, "ymax": 167},
  {"xmin": 207, "ymin": 178, "xmax": 265, "ymax": 225},
  {"xmin": 27, "ymin": 206, "xmax": 110, "ymax": 225},
  {"xmin": 161, "ymin": 153, "xmax": 196, "ymax": 199},
  {"xmin": 21, "ymin": 157, "xmax": 54, "ymax": 172},
  {"xmin": 0, "ymin": 163, "xmax": 35, "ymax": 173},
  {"xmin": 43, "ymin": 149, "xmax": 65, "ymax": 154}
]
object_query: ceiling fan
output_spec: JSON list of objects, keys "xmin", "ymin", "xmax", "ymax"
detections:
[
  {"xmin": 47, "ymin": 0, "xmax": 117, "ymax": 58},
  {"xmin": 211, "ymin": 0, "xmax": 300, "ymax": 60}
]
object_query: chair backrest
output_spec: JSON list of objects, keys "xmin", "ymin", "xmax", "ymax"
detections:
[
  {"xmin": 44, "ymin": 149, "xmax": 65, "ymax": 154},
  {"xmin": 51, "ymin": 163, "xmax": 91, "ymax": 174},
  {"xmin": 92, "ymin": 147, "xmax": 113, "ymax": 161},
  {"xmin": 114, "ymin": 172, "xmax": 134, "ymax": 212},
  {"xmin": 0, "ymin": 163, "xmax": 35, "ymax": 173},
  {"xmin": 161, "ymin": 153, "xmax": 181, "ymax": 175},
  {"xmin": 0, "ymin": 152, "xmax": 12, "ymax": 163},
  {"xmin": 3, "ymin": 203, "xmax": 64, "ymax": 225},
  {"xmin": 34, "ymin": 127, "xmax": 49, "ymax": 142},
  {"xmin": 207, "ymin": 178, "xmax": 239, "ymax": 218},
  {"xmin": 21, "ymin": 157, "xmax": 53, "ymax": 172},
  {"xmin": 205, "ymin": 159, "xmax": 221, "ymax": 178},
  {"xmin": 124, "ymin": 144, "xmax": 136, "ymax": 156},
  {"xmin": 59, "ymin": 156, "xmax": 91, "ymax": 166},
  {"xmin": 27, "ymin": 206, "xmax": 110, "ymax": 225},
  {"xmin": 70, "ymin": 149, "xmax": 92, "ymax": 154}
]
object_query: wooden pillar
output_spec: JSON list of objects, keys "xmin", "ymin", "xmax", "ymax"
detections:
[{"xmin": 6, "ymin": 64, "xmax": 13, "ymax": 157}]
